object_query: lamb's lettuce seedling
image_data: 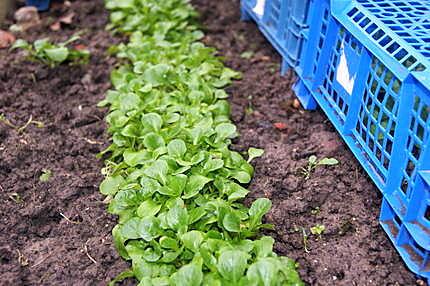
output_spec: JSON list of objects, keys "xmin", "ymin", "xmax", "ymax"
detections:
[
  {"xmin": 310, "ymin": 224, "xmax": 326, "ymax": 236},
  {"xmin": 301, "ymin": 155, "xmax": 339, "ymax": 179},
  {"xmin": 39, "ymin": 169, "xmax": 52, "ymax": 182},
  {"xmin": 11, "ymin": 34, "xmax": 90, "ymax": 67},
  {"xmin": 247, "ymin": 147, "xmax": 264, "ymax": 163}
]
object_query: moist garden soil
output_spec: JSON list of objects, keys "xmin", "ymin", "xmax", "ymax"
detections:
[{"xmin": 0, "ymin": 0, "xmax": 423, "ymax": 285}]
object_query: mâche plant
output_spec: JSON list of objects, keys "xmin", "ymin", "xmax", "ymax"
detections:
[
  {"xmin": 11, "ymin": 34, "xmax": 89, "ymax": 67},
  {"xmin": 99, "ymin": 0, "xmax": 303, "ymax": 285},
  {"xmin": 300, "ymin": 155, "xmax": 339, "ymax": 179}
]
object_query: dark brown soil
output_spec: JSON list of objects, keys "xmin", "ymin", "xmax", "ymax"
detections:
[
  {"xmin": 0, "ymin": 1, "xmax": 131, "ymax": 285},
  {"xmin": 0, "ymin": 0, "xmax": 424, "ymax": 285},
  {"xmin": 193, "ymin": 0, "xmax": 422, "ymax": 285}
]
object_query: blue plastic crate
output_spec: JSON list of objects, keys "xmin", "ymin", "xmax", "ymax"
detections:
[
  {"xmin": 293, "ymin": 0, "xmax": 430, "ymax": 280},
  {"xmin": 241, "ymin": 0, "xmax": 430, "ymax": 279},
  {"xmin": 26, "ymin": 0, "xmax": 51, "ymax": 11},
  {"xmin": 241, "ymin": 0, "xmax": 310, "ymax": 69},
  {"xmin": 381, "ymin": 197, "xmax": 430, "ymax": 278}
]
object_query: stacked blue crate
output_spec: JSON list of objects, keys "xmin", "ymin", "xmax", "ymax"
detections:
[
  {"xmin": 241, "ymin": 0, "xmax": 310, "ymax": 70},
  {"xmin": 242, "ymin": 0, "xmax": 430, "ymax": 280}
]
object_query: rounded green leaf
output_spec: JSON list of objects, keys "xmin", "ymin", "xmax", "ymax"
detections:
[
  {"xmin": 143, "ymin": 132, "xmax": 165, "ymax": 150},
  {"xmin": 167, "ymin": 139, "xmax": 187, "ymax": 158},
  {"xmin": 100, "ymin": 175, "xmax": 124, "ymax": 196},
  {"xmin": 183, "ymin": 175, "xmax": 212, "ymax": 199},
  {"xmin": 142, "ymin": 113, "xmax": 163, "ymax": 131},
  {"xmin": 247, "ymin": 148, "xmax": 264, "ymax": 163},
  {"xmin": 136, "ymin": 199, "xmax": 162, "ymax": 218},
  {"xmin": 171, "ymin": 263, "xmax": 203, "ymax": 286},
  {"xmin": 45, "ymin": 47, "xmax": 69, "ymax": 62},
  {"xmin": 138, "ymin": 216, "xmax": 162, "ymax": 242},
  {"xmin": 246, "ymin": 258, "xmax": 278, "ymax": 286},
  {"xmin": 222, "ymin": 211, "xmax": 241, "ymax": 233},
  {"xmin": 217, "ymin": 250, "xmax": 249, "ymax": 282},
  {"xmin": 181, "ymin": 230, "xmax": 204, "ymax": 252},
  {"xmin": 215, "ymin": 123, "xmax": 237, "ymax": 140}
]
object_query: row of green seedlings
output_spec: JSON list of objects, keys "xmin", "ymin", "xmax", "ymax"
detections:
[{"xmin": 98, "ymin": 0, "xmax": 305, "ymax": 285}]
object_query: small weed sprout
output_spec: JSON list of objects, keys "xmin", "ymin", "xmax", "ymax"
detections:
[
  {"xmin": 301, "ymin": 155, "xmax": 339, "ymax": 179},
  {"xmin": 310, "ymin": 206, "xmax": 320, "ymax": 215},
  {"xmin": 8, "ymin": 192, "xmax": 22, "ymax": 204},
  {"xmin": 310, "ymin": 224, "xmax": 326, "ymax": 236},
  {"xmin": 247, "ymin": 147, "xmax": 264, "ymax": 163},
  {"xmin": 240, "ymin": 50, "xmax": 254, "ymax": 59},
  {"xmin": 11, "ymin": 34, "xmax": 90, "ymax": 67},
  {"xmin": 39, "ymin": 169, "xmax": 52, "ymax": 182}
]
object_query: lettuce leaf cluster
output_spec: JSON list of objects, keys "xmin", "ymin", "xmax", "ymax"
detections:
[{"xmin": 100, "ymin": 0, "xmax": 303, "ymax": 285}]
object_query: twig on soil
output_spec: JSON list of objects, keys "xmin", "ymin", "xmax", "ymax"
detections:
[
  {"xmin": 16, "ymin": 249, "xmax": 29, "ymax": 266},
  {"xmin": 302, "ymin": 227, "xmax": 310, "ymax": 253},
  {"xmin": 17, "ymin": 115, "xmax": 34, "ymax": 133},
  {"xmin": 30, "ymin": 73, "xmax": 37, "ymax": 83},
  {"xmin": 59, "ymin": 212, "xmax": 81, "ymax": 224},
  {"xmin": 0, "ymin": 114, "xmax": 44, "ymax": 133},
  {"xmin": 0, "ymin": 114, "xmax": 18, "ymax": 129},
  {"xmin": 82, "ymin": 137, "xmax": 103, "ymax": 145},
  {"xmin": 31, "ymin": 252, "xmax": 53, "ymax": 269},
  {"xmin": 84, "ymin": 240, "xmax": 97, "ymax": 264}
]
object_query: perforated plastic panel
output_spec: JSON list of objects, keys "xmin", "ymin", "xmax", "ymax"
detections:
[{"xmin": 345, "ymin": 0, "xmax": 430, "ymax": 74}]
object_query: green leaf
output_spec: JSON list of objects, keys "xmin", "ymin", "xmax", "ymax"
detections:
[
  {"xmin": 188, "ymin": 207, "xmax": 206, "ymax": 224},
  {"xmin": 318, "ymin": 157, "xmax": 339, "ymax": 166},
  {"xmin": 167, "ymin": 139, "xmax": 187, "ymax": 158},
  {"xmin": 39, "ymin": 169, "xmax": 52, "ymax": 182},
  {"xmin": 217, "ymin": 250, "xmax": 249, "ymax": 282},
  {"xmin": 112, "ymin": 224, "xmax": 129, "ymax": 260},
  {"xmin": 203, "ymin": 158, "xmax": 224, "ymax": 173},
  {"xmin": 108, "ymin": 269, "xmax": 135, "ymax": 286},
  {"xmin": 308, "ymin": 155, "xmax": 317, "ymax": 165},
  {"xmin": 169, "ymin": 174, "xmax": 188, "ymax": 194},
  {"xmin": 227, "ymin": 184, "xmax": 249, "ymax": 202},
  {"xmin": 247, "ymin": 148, "xmax": 264, "ymax": 163},
  {"xmin": 222, "ymin": 211, "xmax": 241, "ymax": 233},
  {"xmin": 136, "ymin": 199, "xmax": 162, "ymax": 218},
  {"xmin": 138, "ymin": 216, "xmax": 162, "ymax": 242},
  {"xmin": 100, "ymin": 175, "xmax": 125, "ymax": 196},
  {"xmin": 143, "ymin": 132, "xmax": 165, "ymax": 150},
  {"xmin": 171, "ymin": 263, "xmax": 203, "ymax": 286},
  {"xmin": 143, "ymin": 246, "xmax": 161, "ymax": 262},
  {"xmin": 160, "ymin": 236, "xmax": 178, "ymax": 250},
  {"xmin": 45, "ymin": 47, "xmax": 69, "ymax": 62},
  {"xmin": 143, "ymin": 64, "xmax": 170, "ymax": 86},
  {"xmin": 144, "ymin": 160, "xmax": 169, "ymax": 184},
  {"xmin": 120, "ymin": 93, "xmax": 141, "ymax": 111},
  {"xmin": 247, "ymin": 258, "xmax": 278, "ymax": 286},
  {"xmin": 166, "ymin": 201, "xmax": 188, "ymax": 233},
  {"xmin": 215, "ymin": 123, "xmax": 237, "ymax": 140},
  {"xmin": 124, "ymin": 149, "xmax": 150, "ymax": 167},
  {"xmin": 254, "ymin": 236, "xmax": 275, "ymax": 258},
  {"xmin": 120, "ymin": 217, "xmax": 141, "ymax": 240},
  {"xmin": 183, "ymin": 175, "xmax": 212, "ymax": 199},
  {"xmin": 181, "ymin": 230, "xmax": 204, "ymax": 252},
  {"xmin": 310, "ymin": 224, "xmax": 326, "ymax": 235},
  {"xmin": 10, "ymin": 39, "xmax": 30, "ymax": 50},
  {"xmin": 142, "ymin": 113, "xmax": 163, "ymax": 131},
  {"xmin": 249, "ymin": 198, "xmax": 272, "ymax": 228},
  {"xmin": 240, "ymin": 51, "xmax": 254, "ymax": 59},
  {"xmin": 231, "ymin": 170, "xmax": 251, "ymax": 184}
]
